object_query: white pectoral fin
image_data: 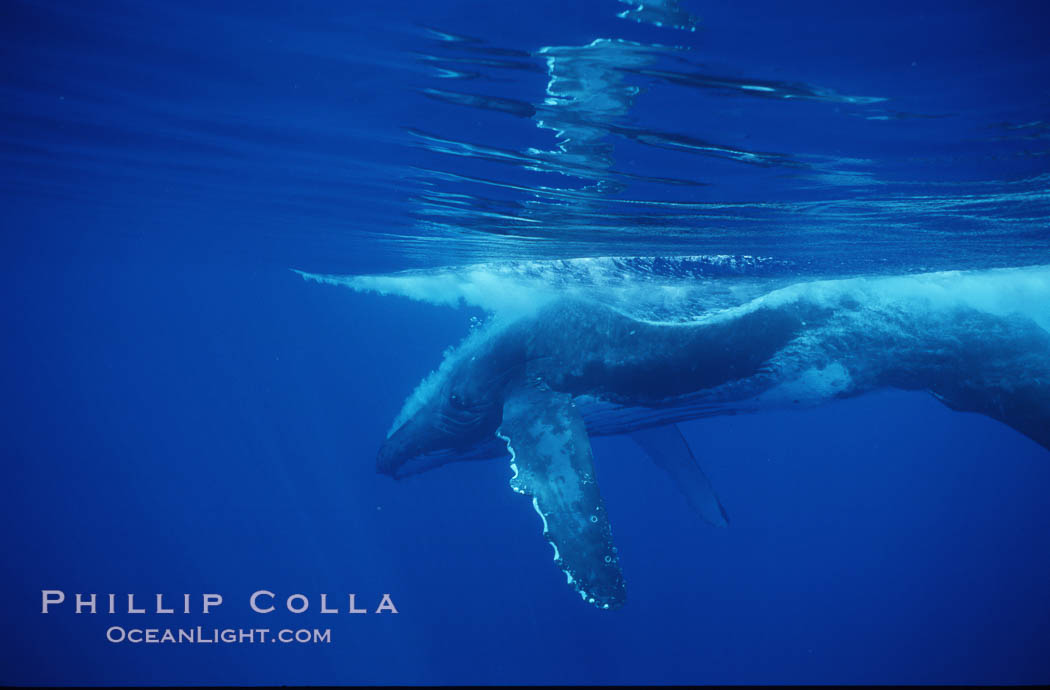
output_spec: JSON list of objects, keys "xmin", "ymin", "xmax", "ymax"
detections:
[
  {"xmin": 631, "ymin": 424, "xmax": 729, "ymax": 528},
  {"xmin": 498, "ymin": 387, "xmax": 625, "ymax": 610}
]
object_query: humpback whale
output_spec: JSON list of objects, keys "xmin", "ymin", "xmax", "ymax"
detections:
[{"xmin": 307, "ymin": 263, "xmax": 1050, "ymax": 609}]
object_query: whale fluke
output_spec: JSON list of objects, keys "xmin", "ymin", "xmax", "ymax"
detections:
[
  {"xmin": 631, "ymin": 424, "xmax": 729, "ymax": 528},
  {"xmin": 498, "ymin": 387, "xmax": 626, "ymax": 609}
]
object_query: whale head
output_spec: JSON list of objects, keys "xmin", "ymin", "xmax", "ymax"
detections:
[
  {"xmin": 376, "ymin": 324, "xmax": 526, "ymax": 479},
  {"xmin": 376, "ymin": 379, "xmax": 504, "ymax": 478}
]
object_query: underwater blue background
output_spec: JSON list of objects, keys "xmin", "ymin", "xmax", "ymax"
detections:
[{"xmin": 3, "ymin": 0, "xmax": 1050, "ymax": 685}]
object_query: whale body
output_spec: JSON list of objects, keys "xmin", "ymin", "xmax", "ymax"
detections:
[{"xmin": 305, "ymin": 263, "xmax": 1050, "ymax": 609}]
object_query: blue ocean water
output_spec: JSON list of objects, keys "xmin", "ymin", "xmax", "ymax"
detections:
[{"xmin": 2, "ymin": 0, "xmax": 1049, "ymax": 685}]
